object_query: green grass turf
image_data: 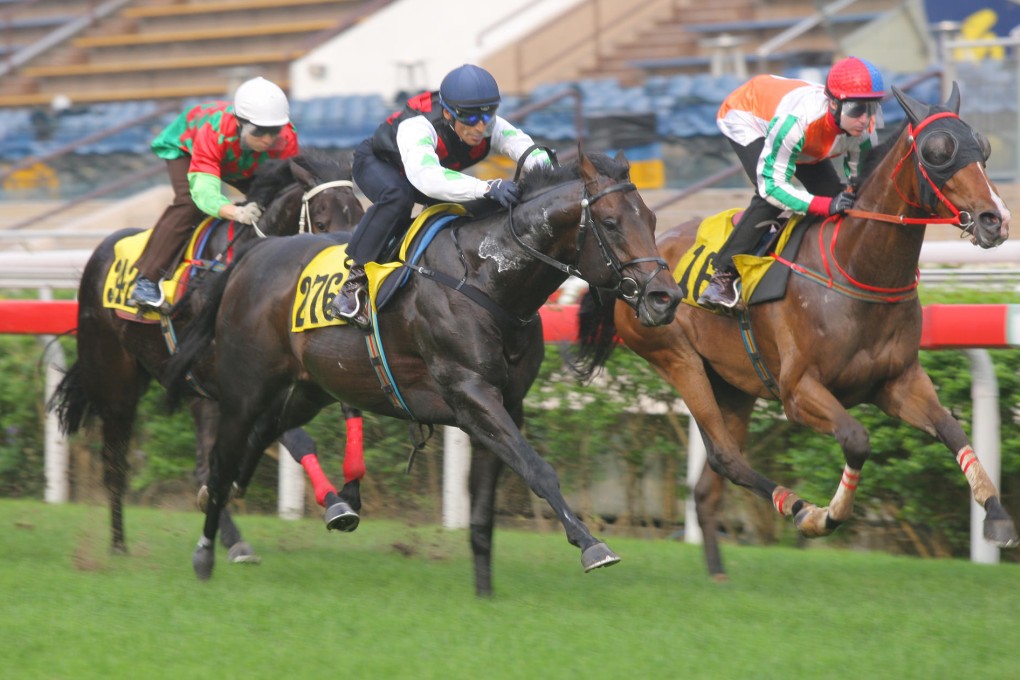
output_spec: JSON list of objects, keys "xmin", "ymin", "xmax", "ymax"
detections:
[{"xmin": 1, "ymin": 499, "xmax": 1017, "ymax": 679}]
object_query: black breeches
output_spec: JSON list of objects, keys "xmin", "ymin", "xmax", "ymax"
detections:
[{"xmin": 347, "ymin": 139, "xmax": 420, "ymax": 264}]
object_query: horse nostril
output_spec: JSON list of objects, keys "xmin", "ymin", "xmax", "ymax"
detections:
[{"xmin": 980, "ymin": 211, "xmax": 1001, "ymax": 228}]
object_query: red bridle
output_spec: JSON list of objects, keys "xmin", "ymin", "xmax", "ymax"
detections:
[{"xmin": 844, "ymin": 111, "xmax": 973, "ymax": 229}]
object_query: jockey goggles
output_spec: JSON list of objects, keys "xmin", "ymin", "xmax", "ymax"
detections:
[
  {"xmin": 841, "ymin": 99, "xmax": 880, "ymax": 119},
  {"xmin": 443, "ymin": 102, "xmax": 498, "ymax": 129},
  {"xmin": 249, "ymin": 124, "xmax": 283, "ymax": 137}
]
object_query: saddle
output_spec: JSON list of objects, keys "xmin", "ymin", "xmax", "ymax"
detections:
[
  {"xmin": 675, "ymin": 208, "xmax": 812, "ymax": 310},
  {"xmin": 291, "ymin": 203, "xmax": 468, "ymax": 332},
  {"xmin": 102, "ymin": 218, "xmax": 234, "ymax": 323}
]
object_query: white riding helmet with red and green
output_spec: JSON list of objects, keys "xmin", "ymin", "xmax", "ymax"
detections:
[{"xmin": 234, "ymin": 76, "xmax": 290, "ymax": 126}]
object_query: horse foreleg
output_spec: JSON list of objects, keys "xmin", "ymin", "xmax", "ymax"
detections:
[
  {"xmin": 455, "ymin": 388, "xmax": 618, "ymax": 576},
  {"xmin": 190, "ymin": 399, "xmax": 258, "ymax": 563},
  {"xmin": 468, "ymin": 444, "xmax": 503, "ymax": 597},
  {"xmin": 877, "ymin": 364, "xmax": 1019, "ymax": 548},
  {"xmin": 783, "ymin": 377, "xmax": 871, "ymax": 538}
]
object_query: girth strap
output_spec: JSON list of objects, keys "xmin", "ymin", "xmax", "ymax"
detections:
[
  {"xmin": 403, "ymin": 263, "xmax": 536, "ymax": 328},
  {"xmin": 363, "ymin": 314, "xmax": 434, "ymax": 473},
  {"xmin": 736, "ymin": 309, "xmax": 781, "ymax": 400}
]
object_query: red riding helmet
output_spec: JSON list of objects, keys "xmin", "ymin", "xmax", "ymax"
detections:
[{"xmin": 825, "ymin": 56, "xmax": 885, "ymax": 100}]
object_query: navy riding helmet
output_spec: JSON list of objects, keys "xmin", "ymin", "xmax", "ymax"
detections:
[{"xmin": 439, "ymin": 64, "xmax": 501, "ymax": 111}]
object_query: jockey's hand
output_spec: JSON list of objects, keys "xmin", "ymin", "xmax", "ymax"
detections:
[
  {"xmin": 829, "ymin": 190, "xmax": 855, "ymax": 216},
  {"xmin": 484, "ymin": 179, "xmax": 522, "ymax": 209},
  {"xmin": 233, "ymin": 202, "xmax": 263, "ymax": 225}
]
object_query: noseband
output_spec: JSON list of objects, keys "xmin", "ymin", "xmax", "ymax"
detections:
[
  {"xmin": 508, "ymin": 180, "xmax": 669, "ymax": 300},
  {"xmin": 298, "ymin": 179, "xmax": 355, "ymax": 233}
]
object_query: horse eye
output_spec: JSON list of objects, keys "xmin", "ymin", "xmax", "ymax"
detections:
[
  {"xmin": 919, "ymin": 131, "xmax": 957, "ymax": 168},
  {"xmin": 601, "ymin": 218, "xmax": 618, "ymax": 231}
]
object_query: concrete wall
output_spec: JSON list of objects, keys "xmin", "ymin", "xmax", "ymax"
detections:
[{"xmin": 290, "ymin": 0, "xmax": 582, "ymax": 100}]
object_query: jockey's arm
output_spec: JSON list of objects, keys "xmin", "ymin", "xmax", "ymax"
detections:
[
  {"xmin": 396, "ymin": 117, "xmax": 489, "ymax": 202},
  {"xmin": 188, "ymin": 171, "xmax": 233, "ymax": 218},
  {"xmin": 758, "ymin": 115, "xmax": 816, "ymax": 215},
  {"xmin": 487, "ymin": 117, "xmax": 553, "ymax": 170}
]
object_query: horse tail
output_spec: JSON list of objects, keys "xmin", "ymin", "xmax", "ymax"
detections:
[
  {"xmin": 47, "ymin": 361, "xmax": 94, "ymax": 436},
  {"xmin": 162, "ymin": 252, "xmax": 239, "ymax": 409},
  {"xmin": 567, "ymin": 289, "xmax": 619, "ymax": 383}
]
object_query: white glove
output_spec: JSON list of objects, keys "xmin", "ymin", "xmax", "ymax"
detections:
[{"xmin": 233, "ymin": 202, "xmax": 263, "ymax": 225}]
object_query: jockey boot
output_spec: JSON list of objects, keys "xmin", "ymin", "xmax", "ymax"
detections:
[
  {"xmin": 331, "ymin": 263, "xmax": 371, "ymax": 329},
  {"xmin": 129, "ymin": 276, "xmax": 166, "ymax": 309},
  {"xmin": 696, "ymin": 265, "xmax": 742, "ymax": 311}
]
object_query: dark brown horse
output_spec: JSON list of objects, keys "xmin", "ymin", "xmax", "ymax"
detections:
[
  {"xmin": 574, "ymin": 84, "xmax": 1017, "ymax": 578},
  {"xmin": 163, "ymin": 148, "xmax": 682, "ymax": 593},
  {"xmin": 48, "ymin": 151, "xmax": 365, "ymax": 560}
]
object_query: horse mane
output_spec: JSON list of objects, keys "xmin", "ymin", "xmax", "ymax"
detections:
[
  {"xmin": 246, "ymin": 150, "xmax": 353, "ymax": 207},
  {"xmin": 857, "ymin": 120, "xmax": 908, "ymax": 185},
  {"xmin": 566, "ymin": 288, "xmax": 620, "ymax": 383},
  {"xmin": 517, "ymin": 152, "xmax": 630, "ymax": 198}
]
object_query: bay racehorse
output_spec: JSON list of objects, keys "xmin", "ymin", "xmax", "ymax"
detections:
[
  {"xmin": 573, "ymin": 83, "xmax": 1018, "ymax": 579},
  {"xmin": 163, "ymin": 148, "xmax": 682, "ymax": 593},
  {"xmin": 48, "ymin": 151, "xmax": 365, "ymax": 561}
]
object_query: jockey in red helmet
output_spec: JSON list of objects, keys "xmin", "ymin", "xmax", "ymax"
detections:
[{"xmin": 697, "ymin": 56, "xmax": 885, "ymax": 312}]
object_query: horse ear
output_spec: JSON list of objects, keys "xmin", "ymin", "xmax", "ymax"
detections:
[
  {"xmin": 613, "ymin": 149, "xmax": 630, "ymax": 173},
  {"xmin": 892, "ymin": 84, "xmax": 927, "ymax": 126},
  {"xmin": 288, "ymin": 158, "xmax": 316, "ymax": 189},
  {"xmin": 945, "ymin": 81, "xmax": 961, "ymax": 113},
  {"xmin": 578, "ymin": 143, "xmax": 597, "ymax": 184}
]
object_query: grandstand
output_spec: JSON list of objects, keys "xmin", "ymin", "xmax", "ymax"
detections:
[{"xmin": 0, "ymin": 0, "xmax": 1014, "ymax": 236}]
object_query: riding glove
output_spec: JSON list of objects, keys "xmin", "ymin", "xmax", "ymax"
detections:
[
  {"xmin": 828, "ymin": 190, "xmax": 856, "ymax": 216},
  {"xmin": 233, "ymin": 202, "xmax": 263, "ymax": 225},
  {"xmin": 484, "ymin": 179, "xmax": 522, "ymax": 209}
]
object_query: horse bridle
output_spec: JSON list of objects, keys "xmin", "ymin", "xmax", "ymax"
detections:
[
  {"xmin": 507, "ymin": 179, "xmax": 669, "ymax": 301},
  {"xmin": 298, "ymin": 179, "xmax": 355, "ymax": 233},
  {"xmin": 845, "ymin": 111, "xmax": 978, "ymax": 234}
]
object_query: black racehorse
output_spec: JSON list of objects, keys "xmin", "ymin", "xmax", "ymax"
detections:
[
  {"xmin": 49, "ymin": 151, "xmax": 365, "ymax": 561},
  {"xmin": 163, "ymin": 148, "xmax": 682, "ymax": 593},
  {"xmin": 572, "ymin": 84, "xmax": 1017, "ymax": 579}
]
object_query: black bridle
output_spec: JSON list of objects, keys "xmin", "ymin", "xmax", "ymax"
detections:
[{"xmin": 507, "ymin": 179, "xmax": 669, "ymax": 301}]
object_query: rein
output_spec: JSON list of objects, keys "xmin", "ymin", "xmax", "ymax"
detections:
[{"xmin": 507, "ymin": 179, "xmax": 669, "ymax": 301}]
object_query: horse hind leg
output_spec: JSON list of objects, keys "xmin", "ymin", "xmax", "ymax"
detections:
[
  {"xmin": 278, "ymin": 424, "xmax": 361, "ymax": 533},
  {"xmin": 694, "ymin": 461, "xmax": 728, "ymax": 581},
  {"xmin": 100, "ymin": 414, "xmax": 134, "ymax": 555},
  {"xmin": 468, "ymin": 444, "xmax": 504, "ymax": 598}
]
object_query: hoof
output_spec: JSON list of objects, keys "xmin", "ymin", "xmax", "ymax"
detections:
[
  {"xmin": 227, "ymin": 541, "xmax": 261, "ymax": 565},
  {"xmin": 581, "ymin": 542, "xmax": 621, "ymax": 572},
  {"xmin": 711, "ymin": 573, "xmax": 729, "ymax": 583},
  {"xmin": 984, "ymin": 518, "xmax": 1020, "ymax": 548},
  {"xmin": 793, "ymin": 504, "xmax": 830, "ymax": 538},
  {"xmin": 197, "ymin": 485, "xmax": 209, "ymax": 512},
  {"xmin": 325, "ymin": 502, "xmax": 360, "ymax": 532},
  {"xmin": 193, "ymin": 543, "xmax": 215, "ymax": 580}
]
